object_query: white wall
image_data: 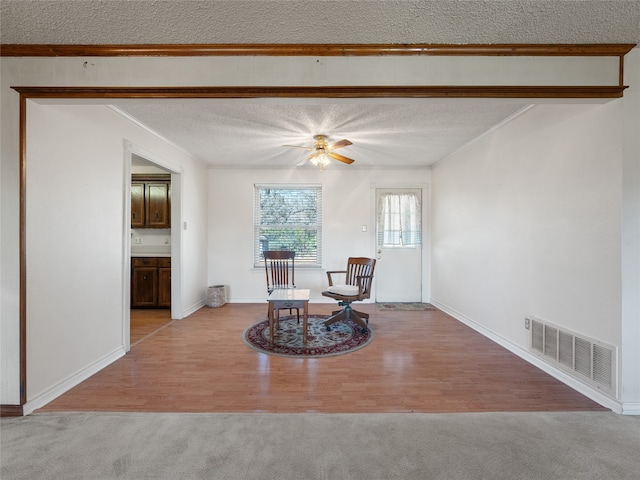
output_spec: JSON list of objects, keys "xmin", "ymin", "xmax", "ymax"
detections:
[
  {"xmin": 620, "ymin": 47, "xmax": 640, "ymax": 412},
  {"xmin": 431, "ymin": 101, "xmax": 625, "ymax": 400},
  {"xmin": 130, "ymin": 228, "xmax": 171, "ymax": 250},
  {"xmin": 208, "ymin": 167, "xmax": 430, "ymax": 302},
  {"xmin": 23, "ymin": 103, "xmax": 208, "ymax": 410},
  {"xmin": 2, "ymin": 50, "xmax": 637, "ymax": 410},
  {"xmin": 1, "ymin": 60, "xmax": 23, "ymax": 404}
]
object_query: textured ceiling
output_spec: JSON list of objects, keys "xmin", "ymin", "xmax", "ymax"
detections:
[
  {"xmin": 2, "ymin": 1, "xmax": 640, "ymax": 44},
  {"xmin": 118, "ymin": 100, "xmax": 528, "ymax": 168},
  {"xmin": 3, "ymin": 1, "xmax": 638, "ymax": 168}
]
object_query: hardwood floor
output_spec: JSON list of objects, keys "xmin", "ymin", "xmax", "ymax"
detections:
[
  {"xmin": 129, "ymin": 308, "xmax": 172, "ymax": 346},
  {"xmin": 38, "ymin": 304, "xmax": 607, "ymax": 413}
]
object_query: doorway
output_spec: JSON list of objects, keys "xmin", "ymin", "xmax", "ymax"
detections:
[
  {"xmin": 124, "ymin": 142, "xmax": 183, "ymax": 352},
  {"xmin": 374, "ymin": 188, "xmax": 424, "ymax": 302}
]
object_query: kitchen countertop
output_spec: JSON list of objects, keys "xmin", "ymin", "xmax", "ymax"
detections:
[{"xmin": 131, "ymin": 246, "xmax": 171, "ymax": 257}]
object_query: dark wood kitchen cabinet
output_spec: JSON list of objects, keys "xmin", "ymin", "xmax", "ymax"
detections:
[
  {"xmin": 131, "ymin": 257, "xmax": 171, "ymax": 308},
  {"xmin": 158, "ymin": 258, "xmax": 172, "ymax": 307},
  {"xmin": 131, "ymin": 174, "xmax": 171, "ymax": 228},
  {"xmin": 130, "ymin": 183, "xmax": 145, "ymax": 228}
]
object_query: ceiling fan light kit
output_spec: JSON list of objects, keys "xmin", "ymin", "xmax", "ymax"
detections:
[
  {"xmin": 284, "ymin": 134, "xmax": 355, "ymax": 171},
  {"xmin": 308, "ymin": 152, "xmax": 332, "ymax": 170}
]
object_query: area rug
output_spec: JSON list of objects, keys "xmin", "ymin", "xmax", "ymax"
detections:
[
  {"xmin": 377, "ymin": 302, "xmax": 437, "ymax": 311},
  {"xmin": 243, "ymin": 315, "xmax": 374, "ymax": 358}
]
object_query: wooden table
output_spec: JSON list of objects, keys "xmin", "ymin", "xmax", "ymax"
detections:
[{"xmin": 267, "ymin": 288, "xmax": 310, "ymax": 344}]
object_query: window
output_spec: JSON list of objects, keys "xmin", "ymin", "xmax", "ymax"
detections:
[
  {"xmin": 377, "ymin": 192, "xmax": 422, "ymax": 247},
  {"xmin": 254, "ymin": 184, "xmax": 322, "ymax": 266}
]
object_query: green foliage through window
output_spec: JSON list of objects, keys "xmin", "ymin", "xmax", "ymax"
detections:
[{"xmin": 254, "ymin": 185, "xmax": 322, "ymax": 266}]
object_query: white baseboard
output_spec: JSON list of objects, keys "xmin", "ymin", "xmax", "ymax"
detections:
[
  {"xmin": 23, "ymin": 346, "xmax": 126, "ymax": 415},
  {"xmin": 430, "ymin": 299, "xmax": 624, "ymax": 414},
  {"xmin": 182, "ymin": 299, "xmax": 206, "ymax": 318},
  {"xmin": 622, "ymin": 403, "xmax": 640, "ymax": 415}
]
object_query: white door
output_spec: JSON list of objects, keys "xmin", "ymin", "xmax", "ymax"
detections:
[{"xmin": 375, "ymin": 188, "xmax": 423, "ymax": 302}]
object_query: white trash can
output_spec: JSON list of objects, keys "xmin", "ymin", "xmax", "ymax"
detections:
[{"xmin": 207, "ymin": 285, "xmax": 226, "ymax": 307}]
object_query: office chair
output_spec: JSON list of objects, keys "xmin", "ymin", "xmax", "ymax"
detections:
[{"xmin": 321, "ymin": 257, "xmax": 376, "ymax": 333}]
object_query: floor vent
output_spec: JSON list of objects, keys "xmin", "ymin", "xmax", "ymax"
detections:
[{"xmin": 529, "ymin": 317, "xmax": 617, "ymax": 397}]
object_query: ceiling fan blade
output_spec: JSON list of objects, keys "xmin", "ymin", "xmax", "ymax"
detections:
[
  {"xmin": 286, "ymin": 137, "xmax": 354, "ymax": 166},
  {"xmin": 328, "ymin": 152, "xmax": 355, "ymax": 164},
  {"xmin": 328, "ymin": 139, "xmax": 352, "ymax": 150},
  {"xmin": 283, "ymin": 144, "xmax": 313, "ymax": 151}
]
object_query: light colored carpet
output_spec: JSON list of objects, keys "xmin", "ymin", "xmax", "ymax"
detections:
[{"xmin": 2, "ymin": 412, "xmax": 639, "ymax": 480}]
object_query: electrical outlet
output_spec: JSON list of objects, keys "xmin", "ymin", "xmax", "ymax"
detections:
[
  {"xmin": 524, "ymin": 318, "xmax": 530, "ymax": 330},
  {"xmin": 134, "ymin": 237, "xmax": 142, "ymax": 245}
]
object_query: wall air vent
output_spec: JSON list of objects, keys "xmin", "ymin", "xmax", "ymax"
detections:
[{"xmin": 529, "ymin": 317, "xmax": 617, "ymax": 397}]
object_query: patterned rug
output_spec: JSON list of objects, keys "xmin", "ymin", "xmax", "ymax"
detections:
[
  {"xmin": 376, "ymin": 302, "xmax": 437, "ymax": 311},
  {"xmin": 242, "ymin": 315, "xmax": 374, "ymax": 358}
]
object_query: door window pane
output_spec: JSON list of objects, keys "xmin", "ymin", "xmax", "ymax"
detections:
[{"xmin": 377, "ymin": 192, "xmax": 422, "ymax": 247}]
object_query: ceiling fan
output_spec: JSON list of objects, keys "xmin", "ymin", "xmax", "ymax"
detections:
[{"xmin": 284, "ymin": 135, "xmax": 355, "ymax": 169}]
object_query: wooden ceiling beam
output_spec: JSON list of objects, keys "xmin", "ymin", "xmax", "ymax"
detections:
[
  {"xmin": 13, "ymin": 85, "xmax": 627, "ymax": 100},
  {"xmin": 1, "ymin": 43, "xmax": 636, "ymax": 57}
]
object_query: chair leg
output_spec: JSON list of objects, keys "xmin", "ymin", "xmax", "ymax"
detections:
[
  {"xmin": 271, "ymin": 308, "xmax": 300, "ymax": 325},
  {"xmin": 352, "ymin": 309, "xmax": 370, "ymax": 321},
  {"xmin": 348, "ymin": 310, "xmax": 368, "ymax": 333},
  {"xmin": 324, "ymin": 309, "xmax": 348, "ymax": 330},
  {"xmin": 324, "ymin": 303, "xmax": 368, "ymax": 333}
]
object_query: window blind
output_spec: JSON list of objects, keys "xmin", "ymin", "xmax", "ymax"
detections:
[{"xmin": 254, "ymin": 184, "xmax": 322, "ymax": 266}]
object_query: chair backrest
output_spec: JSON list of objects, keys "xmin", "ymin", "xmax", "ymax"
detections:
[
  {"xmin": 264, "ymin": 250, "xmax": 296, "ymax": 293},
  {"xmin": 345, "ymin": 257, "xmax": 376, "ymax": 300}
]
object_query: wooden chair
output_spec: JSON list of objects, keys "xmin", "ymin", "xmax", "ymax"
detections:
[
  {"xmin": 321, "ymin": 257, "xmax": 376, "ymax": 333},
  {"xmin": 264, "ymin": 250, "xmax": 299, "ymax": 324}
]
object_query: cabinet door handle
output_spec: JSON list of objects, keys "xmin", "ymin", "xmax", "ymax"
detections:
[{"xmin": 155, "ymin": 212, "xmax": 160, "ymax": 220}]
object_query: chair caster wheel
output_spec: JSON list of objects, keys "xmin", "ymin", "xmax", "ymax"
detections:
[
  {"xmin": 326, "ymin": 325, "xmax": 331, "ymax": 332},
  {"xmin": 361, "ymin": 328, "xmax": 368, "ymax": 334}
]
